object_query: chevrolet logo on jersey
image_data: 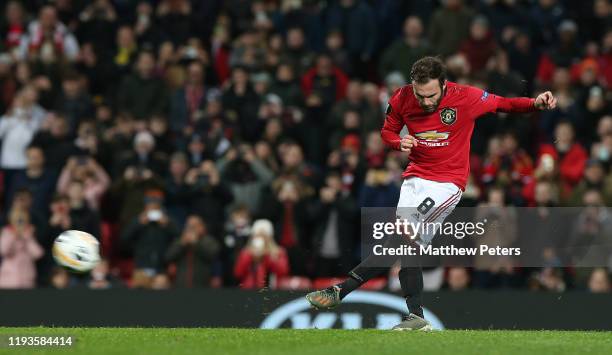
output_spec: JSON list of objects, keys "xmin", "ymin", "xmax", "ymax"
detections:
[{"xmin": 415, "ymin": 131, "xmax": 450, "ymax": 141}]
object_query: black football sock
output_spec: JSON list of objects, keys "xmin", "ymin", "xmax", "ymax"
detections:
[
  {"xmin": 336, "ymin": 266, "xmax": 388, "ymax": 299},
  {"xmin": 399, "ymin": 266, "xmax": 424, "ymax": 318}
]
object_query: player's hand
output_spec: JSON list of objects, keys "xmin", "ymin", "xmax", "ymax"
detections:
[
  {"xmin": 400, "ymin": 135, "xmax": 418, "ymax": 153},
  {"xmin": 534, "ymin": 91, "xmax": 557, "ymax": 110}
]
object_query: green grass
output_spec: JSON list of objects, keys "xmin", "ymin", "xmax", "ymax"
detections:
[{"xmin": 0, "ymin": 328, "xmax": 611, "ymax": 355}]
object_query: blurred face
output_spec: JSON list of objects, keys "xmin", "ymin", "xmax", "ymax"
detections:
[
  {"xmin": 412, "ymin": 79, "xmax": 445, "ymax": 113},
  {"xmin": 404, "ymin": 17, "xmax": 423, "ymax": 38},
  {"xmin": 232, "ymin": 68, "xmax": 248, "ymax": 85},
  {"xmin": 326, "ymin": 175, "xmax": 342, "ymax": 191},
  {"xmin": 50, "ymin": 118, "xmax": 68, "ymax": 137},
  {"xmin": 448, "ymin": 267, "xmax": 469, "ymax": 290},
  {"xmin": 554, "ymin": 123, "xmax": 574, "ymax": 146},
  {"xmin": 276, "ymin": 64, "xmax": 293, "ymax": 82},
  {"xmin": 326, "ymin": 33, "xmax": 342, "ymax": 50},
  {"xmin": 117, "ymin": 27, "xmax": 135, "ymax": 47},
  {"xmin": 589, "ymin": 269, "xmax": 610, "ymax": 293},
  {"xmin": 366, "ymin": 132, "xmax": 383, "ymax": 153},
  {"xmin": 346, "ymin": 82, "xmax": 362, "ymax": 102},
  {"xmin": 137, "ymin": 53, "xmax": 155, "ymax": 77},
  {"xmin": 6, "ymin": 1, "xmax": 23, "ymax": 23},
  {"xmin": 20, "ymin": 87, "xmax": 38, "ymax": 106},
  {"xmin": 343, "ymin": 111, "xmax": 360, "ymax": 129},
  {"xmin": 470, "ymin": 22, "xmax": 487, "ymax": 40},
  {"xmin": 40, "ymin": 6, "xmax": 57, "ymax": 30},
  {"xmin": 583, "ymin": 190, "xmax": 603, "ymax": 206},
  {"xmin": 169, "ymin": 157, "xmax": 187, "ymax": 176},
  {"xmin": 187, "ymin": 62, "xmax": 204, "ymax": 85},
  {"xmin": 27, "ymin": 148, "xmax": 44, "ymax": 170},
  {"xmin": 282, "ymin": 145, "xmax": 303, "ymax": 168},
  {"xmin": 584, "ymin": 164, "xmax": 604, "ymax": 183},
  {"xmin": 534, "ymin": 182, "xmax": 553, "ymax": 204},
  {"xmin": 501, "ymin": 134, "xmax": 518, "ymax": 153},
  {"xmin": 62, "ymin": 79, "xmax": 80, "ymax": 97},
  {"xmin": 287, "ymin": 28, "xmax": 304, "ymax": 49},
  {"xmin": 488, "ymin": 189, "xmax": 505, "ymax": 206},
  {"xmin": 185, "ymin": 216, "xmax": 205, "ymax": 236},
  {"xmin": 315, "ymin": 56, "xmax": 333, "ymax": 76},
  {"xmin": 67, "ymin": 182, "xmax": 85, "ymax": 202},
  {"xmin": 597, "ymin": 116, "xmax": 612, "ymax": 137}
]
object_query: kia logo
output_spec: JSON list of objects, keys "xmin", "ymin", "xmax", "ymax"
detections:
[{"xmin": 260, "ymin": 291, "xmax": 445, "ymax": 330}]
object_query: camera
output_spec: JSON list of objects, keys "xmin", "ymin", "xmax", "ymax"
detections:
[{"xmin": 146, "ymin": 210, "xmax": 163, "ymax": 222}]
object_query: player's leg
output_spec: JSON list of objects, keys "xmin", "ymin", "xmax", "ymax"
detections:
[
  {"xmin": 392, "ymin": 177, "xmax": 462, "ymax": 331},
  {"xmin": 306, "ymin": 178, "xmax": 420, "ymax": 309}
]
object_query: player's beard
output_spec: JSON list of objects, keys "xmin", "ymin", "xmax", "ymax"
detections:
[{"xmin": 421, "ymin": 97, "xmax": 442, "ymax": 113}]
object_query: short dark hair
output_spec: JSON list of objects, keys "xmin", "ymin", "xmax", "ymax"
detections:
[{"xmin": 410, "ymin": 56, "xmax": 446, "ymax": 86}]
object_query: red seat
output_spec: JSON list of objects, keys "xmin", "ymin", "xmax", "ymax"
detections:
[{"xmin": 313, "ymin": 277, "xmax": 345, "ymax": 290}]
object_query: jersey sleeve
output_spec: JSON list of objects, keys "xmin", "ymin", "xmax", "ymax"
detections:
[
  {"xmin": 465, "ymin": 86, "xmax": 536, "ymax": 118},
  {"xmin": 380, "ymin": 88, "xmax": 405, "ymax": 150},
  {"xmin": 464, "ymin": 86, "xmax": 500, "ymax": 118}
]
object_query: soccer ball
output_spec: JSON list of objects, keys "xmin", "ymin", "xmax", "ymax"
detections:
[{"xmin": 52, "ymin": 230, "xmax": 101, "ymax": 273}]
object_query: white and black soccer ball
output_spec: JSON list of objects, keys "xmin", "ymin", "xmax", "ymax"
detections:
[{"xmin": 52, "ymin": 230, "xmax": 101, "ymax": 273}]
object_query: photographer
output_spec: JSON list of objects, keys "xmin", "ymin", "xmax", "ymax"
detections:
[
  {"xmin": 216, "ymin": 143, "xmax": 274, "ymax": 213},
  {"xmin": 312, "ymin": 172, "xmax": 359, "ymax": 277},
  {"xmin": 165, "ymin": 215, "xmax": 220, "ymax": 288},
  {"xmin": 120, "ymin": 189, "xmax": 179, "ymax": 287},
  {"xmin": 233, "ymin": 219, "xmax": 289, "ymax": 289},
  {"xmin": 185, "ymin": 160, "xmax": 232, "ymax": 237},
  {"xmin": 0, "ymin": 205, "xmax": 44, "ymax": 288}
]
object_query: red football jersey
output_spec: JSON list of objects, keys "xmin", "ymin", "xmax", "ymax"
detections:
[{"xmin": 381, "ymin": 82, "xmax": 536, "ymax": 190}]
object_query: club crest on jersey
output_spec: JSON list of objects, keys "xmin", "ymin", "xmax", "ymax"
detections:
[{"xmin": 440, "ymin": 108, "xmax": 456, "ymax": 125}]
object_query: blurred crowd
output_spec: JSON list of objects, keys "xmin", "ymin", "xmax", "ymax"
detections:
[{"xmin": 0, "ymin": 0, "xmax": 610, "ymax": 294}]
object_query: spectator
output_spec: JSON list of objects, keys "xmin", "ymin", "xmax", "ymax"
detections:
[
  {"xmin": 217, "ymin": 144, "xmax": 274, "ymax": 213},
  {"xmin": 165, "ymin": 215, "xmax": 221, "ymax": 288},
  {"xmin": 56, "ymin": 156, "xmax": 110, "ymax": 211},
  {"xmin": 537, "ymin": 121, "xmax": 588, "ymax": 200},
  {"xmin": 262, "ymin": 173, "xmax": 314, "ymax": 276},
  {"xmin": 117, "ymin": 51, "xmax": 167, "ymax": 120},
  {"xmin": 460, "ymin": 15, "xmax": 497, "ymax": 74},
  {"xmin": 379, "ymin": 16, "xmax": 430, "ymax": 81},
  {"xmin": 112, "ymin": 26, "xmax": 138, "ymax": 77},
  {"xmin": 54, "ymin": 72, "xmax": 94, "ymax": 132},
  {"xmin": 312, "ymin": 171, "xmax": 358, "ymax": 276},
  {"xmin": 234, "ymin": 219, "xmax": 289, "ymax": 289},
  {"xmin": 30, "ymin": 114, "xmax": 74, "ymax": 172},
  {"xmin": 325, "ymin": 0, "xmax": 377, "ymax": 79},
  {"xmin": 19, "ymin": 5, "xmax": 79, "ymax": 62},
  {"xmin": 185, "ymin": 159, "xmax": 232, "ymax": 236},
  {"xmin": 0, "ymin": 86, "xmax": 46, "ymax": 177},
  {"xmin": 2, "ymin": 1, "xmax": 27, "ymax": 56},
  {"xmin": 0, "ymin": 205, "xmax": 44, "ymax": 289},
  {"xmin": 8, "ymin": 146, "xmax": 56, "ymax": 217},
  {"xmin": 429, "ymin": 0, "xmax": 474, "ymax": 57},
  {"xmin": 120, "ymin": 189, "xmax": 179, "ymax": 286},
  {"xmin": 117, "ymin": 130, "xmax": 167, "ymax": 177},
  {"xmin": 279, "ymin": 27, "xmax": 315, "ymax": 77},
  {"xmin": 169, "ymin": 60, "xmax": 207, "ymax": 133}
]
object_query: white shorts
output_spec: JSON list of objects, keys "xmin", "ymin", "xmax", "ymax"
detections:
[{"xmin": 396, "ymin": 177, "xmax": 462, "ymax": 245}]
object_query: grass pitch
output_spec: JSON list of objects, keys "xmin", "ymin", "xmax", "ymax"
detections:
[{"xmin": 0, "ymin": 328, "xmax": 611, "ymax": 355}]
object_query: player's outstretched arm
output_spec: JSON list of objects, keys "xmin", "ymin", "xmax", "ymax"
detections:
[{"xmin": 494, "ymin": 91, "xmax": 557, "ymax": 113}]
